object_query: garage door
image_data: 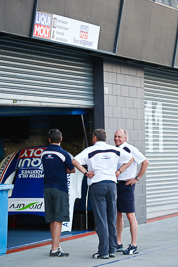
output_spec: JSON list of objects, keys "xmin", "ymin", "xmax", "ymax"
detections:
[
  {"xmin": 145, "ymin": 66, "xmax": 178, "ymax": 219},
  {"xmin": 0, "ymin": 37, "xmax": 93, "ymax": 108}
]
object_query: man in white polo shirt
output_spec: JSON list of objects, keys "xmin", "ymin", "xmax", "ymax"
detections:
[
  {"xmin": 114, "ymin": 128, "xmax": 149, "ymax": 255},
  {"xmin": 72, "ymin": 129, "xmax": 134, "ymax": 259}
]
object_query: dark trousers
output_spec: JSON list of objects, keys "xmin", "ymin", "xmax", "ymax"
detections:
[{"xmin": 89, "ymin": 181, "xmax": 117, "ymax": 256}]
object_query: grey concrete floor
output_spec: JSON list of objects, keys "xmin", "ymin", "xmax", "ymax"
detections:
[{"xmin": 0, "ymin": 215, "xmax": 178, "ymax": 267}]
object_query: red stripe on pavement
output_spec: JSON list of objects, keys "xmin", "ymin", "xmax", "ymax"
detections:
[
  {"xmin": 6, "ymin": 231, "xmax": 96, "ymax": 254},
  {"xmin": 147, "ymin": 213, "xmax": 178, "ymax": 223},
  {"xmin": 7, "ymin": 213, "xmax": 178, "ymax": 254}
]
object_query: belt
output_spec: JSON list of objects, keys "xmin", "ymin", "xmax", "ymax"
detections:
[
  {"xmin": 117, "ymin": 180, "xmax": 127, "ymax": 184},
  {"xmin": 97, "ymin": 180, "xmax": 115, "ymax": 184},
  {"xmin": 92, "ymin": 180, "xmax": 115, "ymax": 185}
]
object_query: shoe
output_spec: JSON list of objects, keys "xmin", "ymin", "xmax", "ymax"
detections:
[
  {"xmin": 109, "ymin": 253, "xmax": 115, "ymax": 258},
  {"xmin": 50, "ymin": 248, "xmax": 69, "ymax": 257},
  {"xmin": 92, "ymin": 253, "xmax": 109, "ymax": 259},
  {"xmin": 116, "ymin": 244, "xmax": 123, "ymax": 252},
  {"xmin": 123, "ymin": 244, "xmax": 139, "ymax": 255}
]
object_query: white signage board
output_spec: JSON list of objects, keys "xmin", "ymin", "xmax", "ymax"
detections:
[{"xmin": 33, "ymin": 11, "xmax": 100, "ymax": 50}]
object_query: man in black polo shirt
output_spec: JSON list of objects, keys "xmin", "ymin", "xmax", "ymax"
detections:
[{"xmin": 41, "ymin": 129, "xmax": 75, "ymax": 257}]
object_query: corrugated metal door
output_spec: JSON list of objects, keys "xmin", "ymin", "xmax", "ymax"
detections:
[
  {"xmin": 144, "ymin": 66, "xmax": 178, "ymax": 219},
  {"xmin": 0, "ymin": 37, "xmax": 93, "ymax": 108}
]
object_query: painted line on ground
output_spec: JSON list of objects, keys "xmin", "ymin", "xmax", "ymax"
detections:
[
  {"xmin": 147, "ymin": 213, "xmax": 178, "ymax": 223},
  {"xmin": 7, "ymin": 230, "xmax": 96, "ymax": 254},
  {"xmin": 92, "ymin": 243, "xmax": 178, "ymax": 267},
  {"xmin": 6, "ymin": 213, "xmax": 178, "ymax": 255}
]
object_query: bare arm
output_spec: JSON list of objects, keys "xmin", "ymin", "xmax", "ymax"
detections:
[
  {"xmin": 126, "ymin": 159, "xmax": 149, "ymax": 186},
  {"xmin": 115, "ymin": 157, "xmax": 134, "ymax": 178},
  {"xmin": 137, "ymin": 159, "xmax": 149, "ymax": 179},
  {"xmin": 72, "ymin": 159, "xmax": 95, "ymax": 178}
]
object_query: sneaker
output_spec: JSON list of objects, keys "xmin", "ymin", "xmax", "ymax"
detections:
[
  {"xmin": 123, "ymin": 244, "xmax": 139, "ymax": 255},
  {"xmin": 109, "ymin": 253, "xmax": 115, "ymax": 258},
  {"xmin": 116, "ymin": 244, "xmax": 124, "ymax": 252},
  {"xmin": 50, "ymin": 248, "xmax": 69, "ymax": 257},
  {"xmin": 92, "ymin": 253, "xmax": 109, "ymax": 259}
]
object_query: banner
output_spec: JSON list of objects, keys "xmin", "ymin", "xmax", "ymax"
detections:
[{"xmin": 33, "ymin": 11, "xmax": 100, "ymax": 50}]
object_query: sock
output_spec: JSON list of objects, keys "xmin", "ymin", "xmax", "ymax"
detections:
[{"xmin": 51, "ymin": 249, "xmax": 58, "ymax": 253}]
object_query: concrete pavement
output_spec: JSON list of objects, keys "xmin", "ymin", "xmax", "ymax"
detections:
[{"xmin": 0, "ymin": 215, "xmax": 178, "ymax": 267}]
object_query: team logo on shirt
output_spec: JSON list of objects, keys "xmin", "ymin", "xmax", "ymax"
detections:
[
  {"xmin": 47, "ymin": 154, "xmax": 53, "ymax": 159},
  {"xmin": 102, "ymin": 154, "xmax": 111, "ymax": 160}
]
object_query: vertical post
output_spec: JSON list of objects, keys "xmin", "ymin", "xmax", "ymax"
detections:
[
  {"xmin": 172, "ymin": 26, "xmax": 178, "ymax": 68},
  {"xmin": 81, "ymin": 114, "xmax": 89, "ymax": 229},
  {"xmin": 93, "ymin": 57, "xmax": 104, "ymax": 129},
  {"xmin": 113, "ymin": 0, "xmax": 124, "ymax": 54},
  {"xmin": 30, "ymin": 0, "xmax": 38, "ymax": 38},
  {"xmin": 81, "ymin": 114, "xmax": 88, "ymax": 148}
]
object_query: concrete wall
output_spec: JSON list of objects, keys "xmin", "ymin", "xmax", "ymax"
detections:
[
  {"xmin": 118, "ymin": 0, "xmax": 178, "ymax": 67},
  {"xmin": 103, "ymin": 59, "xmax": 146, "ymax": 225},
  {"xmin": 0, "ymin": 0, "xmax": 34, "ymax": 36}
]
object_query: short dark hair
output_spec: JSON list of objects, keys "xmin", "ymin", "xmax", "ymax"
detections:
[
  {"xmin": 93, "ymin": 129, "xmax": 106, "ymax": 141},
  {"xmin": 48, "ymin": 129, "xmax": 62, "ymax": 143}
]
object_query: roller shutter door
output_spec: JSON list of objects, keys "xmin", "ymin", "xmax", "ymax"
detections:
[
  {"xmin": 0, "ymin": 37, "xmax": 93, "ymax": 108},
  {"xmin": 144, "ymin": 66, "xmax": 178, "ymax": 219}
]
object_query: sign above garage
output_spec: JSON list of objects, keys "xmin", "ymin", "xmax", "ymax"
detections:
[{"xmin": 33, "ymin": 11, "xmax": 100, "ymax": 50}]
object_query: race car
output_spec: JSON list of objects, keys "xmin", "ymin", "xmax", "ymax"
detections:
[{"xmin": 0, "ymin": 146, "xmax": 84, "ymax": 232}]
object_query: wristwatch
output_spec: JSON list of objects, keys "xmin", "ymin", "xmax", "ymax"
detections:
[
  {"xmin": 84, "ymin": 171, "xmax": 88, "ymax": 176},
  {"xmin": 135, "ymin": 175, "xmax": 140, "ymax": 181}
]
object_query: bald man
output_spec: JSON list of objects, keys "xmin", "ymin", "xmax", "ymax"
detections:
[{"xmin": 114, "ymin": 128, "xmax": 149, "ymax": 255}]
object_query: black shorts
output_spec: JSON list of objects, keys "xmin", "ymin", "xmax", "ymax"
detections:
[
  {"xmin": 117, "ymin": 181, "xmax": 135, "ymax": 213},
  {"xmin": 44, "ymin": 187, "xmax": 69, "ymax": 223}
]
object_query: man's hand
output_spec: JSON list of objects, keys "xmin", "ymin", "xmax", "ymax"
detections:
[
  {"xmin": 66, "ymin": 168, "xmax": 70, "ymax": 174},
  {"xmin": 66, "ymin": 167, "xmax": 76, "ymax": 174},
  {"xmin": 125, "ymin": 178, "xmax": 138, "ymax": 186},
  {"xmin": 115, "ymin": 170, "xmax": 121, "ymax": 178},
  {"xmin": 72, "ymin": 159, "xmax": 94, "ymax": 178},
  {"xmin": 86, "ymin": 171, "xmax": 95, "ymax": 179}
]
